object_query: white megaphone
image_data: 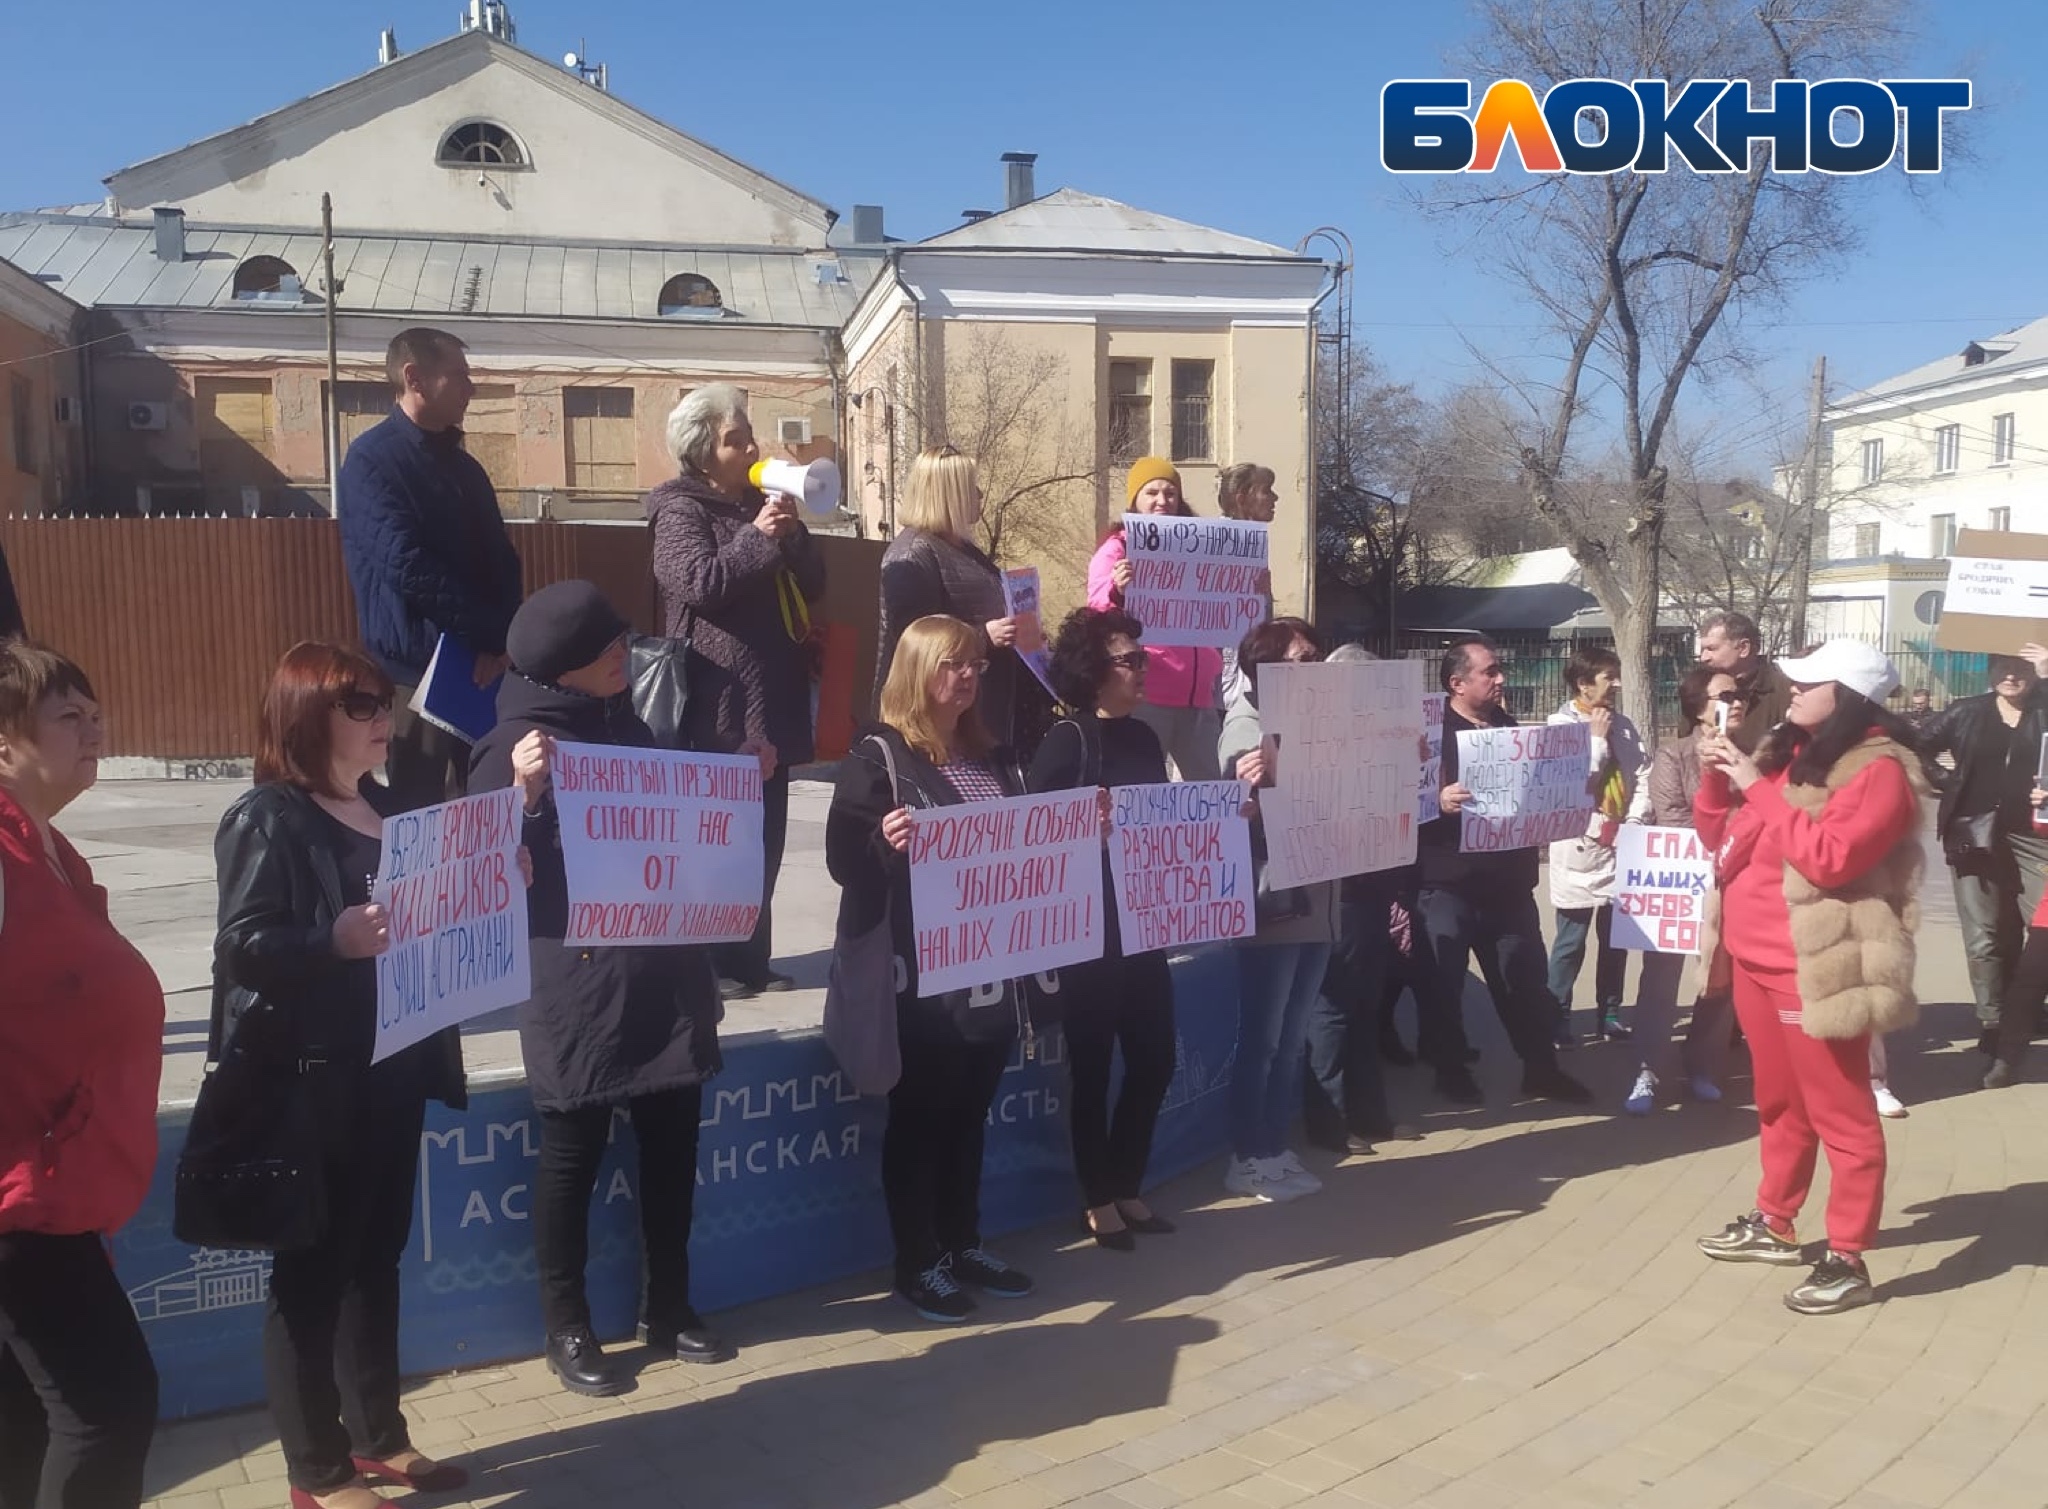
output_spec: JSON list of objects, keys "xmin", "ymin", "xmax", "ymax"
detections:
[{"xmin": 749, "ymin": 457, "xmax": 841, "ymax": 518}]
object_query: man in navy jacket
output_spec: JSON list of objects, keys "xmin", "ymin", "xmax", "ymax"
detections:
[{"xmin": 339, "ymin": 328, "xmax": 523, "ymax": 809}]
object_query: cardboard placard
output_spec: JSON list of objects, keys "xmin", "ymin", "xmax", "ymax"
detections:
[
  {"xmin": 1120, "ymin": 514, "xmax": 1270, "ymax": 649},
  {"xmin": 1455, "ymin": 722, "xmax": 1595, "ymax": 853},
  {"xmin": 551, "ymin": 743, "xmax": 766, "ymax": 946},
  {"xmin": 1257, "ymin": 659, "xmax": 1425, "ymax": 886},
  {"xmin": 1418, "ymin": 692, "xmax": 1445, "ymax": 824},
  {"xmin": 1612, "ymin": 825, "xmax": 1714, "ymax": 954},
  {"xmin": 907, "ymin": 790, "xmax": 1105, "ymax": 995},
  {"xmin": 1934, "ymin": 528, "xmax": 2048, "ymax": 655},
  {"xmin": 1001, "ymin": 566, "xmax": 1057, "ymax": 699},
  {"xmin": 371, "ymin": 787, "xmax": 531, "ymax": 1063},
  {"xmin": 1110, "ymin": 781, "xmax": 1256, "ymax": 954}
]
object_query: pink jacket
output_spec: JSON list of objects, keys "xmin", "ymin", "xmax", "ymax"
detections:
[{"xmin": 1086, "ymin": 532, "xmax": 1222, "ymax": 711}]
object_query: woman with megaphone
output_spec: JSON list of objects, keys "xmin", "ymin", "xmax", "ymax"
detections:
[{"xmin": 648, "ymin": 383, "xmax": 826, "ymax": 1001}]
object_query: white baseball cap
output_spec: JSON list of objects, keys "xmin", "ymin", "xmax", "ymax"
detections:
[{"xmin": 1776, "ymin": 640, "xmax": 1900, "ymax": 703}]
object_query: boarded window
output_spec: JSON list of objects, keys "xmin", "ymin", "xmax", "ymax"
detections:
[
  {"xmin": 563, "ymin": 387, "xmax": 636, "ymax": 492},
  {"xmin": 326, "ymin": 381, "xmax": 390, "ymax": 472},
  {"xmin": 463, "ymin": 385, "xmax": 521, "ymax": 500},
  {"xmin": 196, "ymin": 377, "xmax": 279, "ymax": 515}
]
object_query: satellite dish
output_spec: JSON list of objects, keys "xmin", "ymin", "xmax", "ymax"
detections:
[{"xmin": 564, "ymin": 51, "xmax": 580, "ymax": 68}]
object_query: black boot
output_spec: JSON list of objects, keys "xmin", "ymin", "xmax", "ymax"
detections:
[
  {"xmin": 546, "ymin": 1326, "xmax": 628, "ymax": 1397},
  {"xmin": 639, "ymin": 1309, "xmax": 736, "ymax": 1365}
]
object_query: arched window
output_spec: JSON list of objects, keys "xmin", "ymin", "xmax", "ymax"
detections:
[
  {"xmin": 438, "ymin": 121, "xmax": 526, "ymax": 167},
  {"xmin": 232, "ymin": 256, "xmax": 300, "ymax": 300},
  {"xmin": 658, "ymin": 273, "xmax": 724, "ymax": 317}
]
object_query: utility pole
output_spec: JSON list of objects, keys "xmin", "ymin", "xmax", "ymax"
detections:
[
  {"xmin": 1786, "ymin": 354, "xmax": 1826, "ymax": 650},
  {"xmin": 321, "ymin": 193, "xmax": 342, "ymax": 517}
]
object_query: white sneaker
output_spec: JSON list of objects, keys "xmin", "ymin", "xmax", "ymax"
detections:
[
  {"xmin": 1623, "ymin": 1068, "xmax": 1658, "ymax": 1116},
  {"xmin": 1271, "ymin": 1151, "xmax": 1324, "ymax": 1195},
  {"xmin": 1223, "ymin": 1156, "xmax": 1299, "ymax": 1203},
  {"xmin": 1872, "ymin": 1081, "xmax": 1909, "ymax": 1119}
]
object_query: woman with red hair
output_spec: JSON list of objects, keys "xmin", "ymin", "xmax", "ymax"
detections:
[{"xmin": 213, "ymin": 643, "xmax": 482, "ymax": 1508}]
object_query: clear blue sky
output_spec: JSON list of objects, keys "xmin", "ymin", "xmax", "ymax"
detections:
[{"xmin": 3, "ymin": 0, "xmax": 2038, "ymax": 474}]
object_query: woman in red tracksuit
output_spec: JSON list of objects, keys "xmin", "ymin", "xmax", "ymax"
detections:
[
  {"xmin": 1087, "ymin": 458, "xmax": 1225, "ymax": 780},
  {"xmin": 1692, "ymin": 640, "xmax": 1925, "ymax": 1316},
  {"xmin": 1, "ymin": 642, "xmax": 165, "ymax": 1507}
]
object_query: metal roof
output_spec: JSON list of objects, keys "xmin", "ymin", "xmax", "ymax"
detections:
[
  {"xmin": 0, "ymin": 214, "xmax": 883, "ymax": 328},
  {"xmin": 1839, "ymin": 312, "xmax": 2048, "ymax": 406},
  {"xmin": 919, "ymin": 188, "xmax": 1305, "ymax": 259}
]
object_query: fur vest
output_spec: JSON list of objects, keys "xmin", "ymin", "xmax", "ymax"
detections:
[{"xmin": 1701, "ymin": 734, "xmax": 1927, "ymax": 1040}]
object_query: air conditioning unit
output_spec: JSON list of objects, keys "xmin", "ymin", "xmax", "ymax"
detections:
[
  {"xmin": 777, "ymin": 415, "xmax": 812, "ymax": 446},
  {"xmin": 52, "ymin": 395, "xmax": 81, "ymax": 426},
  {"xmin": 127, "ymin": 401, "xmax": 170, "ymax": 431}
]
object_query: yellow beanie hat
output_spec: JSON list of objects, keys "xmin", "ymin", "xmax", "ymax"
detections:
[{"xmin": 1125, "ymin": 457, "xmax": 1181, "ymax": 507}]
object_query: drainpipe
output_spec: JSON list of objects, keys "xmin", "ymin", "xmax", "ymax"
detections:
[
  {"xmin": 890, "ymin": 247, "xmax": 921, "ymax": 502},
  {"xmin": 1303, "ymin": 263, "xmax": 1341, "ymax": 629}
]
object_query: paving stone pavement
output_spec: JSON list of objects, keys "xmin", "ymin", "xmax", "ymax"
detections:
[{"xmin": 85, "ymin": 785, "xmax": 2047, "ymax": 1509}]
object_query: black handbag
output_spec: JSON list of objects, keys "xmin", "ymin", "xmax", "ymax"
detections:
[
  {"xmin": 1943, "ymin": 811, "xmax": 1999, "ymax": 861},
  {"xmin": 172, "ymin": 994, "xmax": 329, "ymax": 1254},
  {"xmin": 629, "ymin": 626, "xmax": 694, "ymax": 749}
]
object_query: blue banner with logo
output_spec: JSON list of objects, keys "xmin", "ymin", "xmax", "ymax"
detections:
[{"xmin": 115, "ymin": 949, "xmax": 1240, "ymax": 1419}]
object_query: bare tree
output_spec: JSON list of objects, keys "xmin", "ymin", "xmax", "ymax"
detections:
[
  {"xmin": 895, "ymin": 325, "xmax": 1100, "ymax": 572},
  {"xmin": 1422, "ymin": 0, "xmax": 1921, "ymax": 727}
]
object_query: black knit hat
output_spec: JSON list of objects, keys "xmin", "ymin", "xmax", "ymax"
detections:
[{"xmin": 506, "ymin": 580, "xmax": 629, "ymax": 685}]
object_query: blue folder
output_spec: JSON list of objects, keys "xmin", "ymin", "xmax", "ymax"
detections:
[{"xmin": 410, "ymin": 634, "xmax": 501, "ymax": 744}]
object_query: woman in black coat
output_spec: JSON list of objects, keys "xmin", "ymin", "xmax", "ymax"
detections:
[
  {"xmin": 646, "ymin": 383, "xmax": 824, "ymax": 1001},
  {"xmin": 1027, "ymin": 607, "xmax": 1179, "ymax": 1250},
  {"xmin": 470, "ymin": 581, "xmax": 757, "ymax": 1399},
  {"xmin": 827, "ymin": 613, "xmax": 1043, "ymax": 1324},
  {"xmin": 214, "ymin": 642, "xmax": 472, "ymax": 1509}
]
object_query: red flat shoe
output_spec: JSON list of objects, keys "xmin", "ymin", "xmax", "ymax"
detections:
[
  {"xmin": 289, "ymin": 1490, "xmax": 391, "ymax": 1509},
  {"xmin": 351, "ymin": 1455, "xmax": 470, "ymax": 1493}
]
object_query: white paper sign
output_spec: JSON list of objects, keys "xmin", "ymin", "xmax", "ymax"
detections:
[
  {"xmin": 1613, "ymin": 825, "xmax": 1714, "ymax": 954},
  {"xmin": 552, "ymin": 742, "xmax": 765, "ymax": 946},
  {"xmin": 1111, "ymin": 781, "xmax": 1255, "ymax": 954},
  {"xmin": 1001, "ymin": 566, "xmax": 1057, "ymax": 699},
  {"xmin": 1121, "ymin": 513, "xmax": 1270, "ymax": 649},
  {"xmin": 371, "ymin": 787, "xmax": 531, "ymax": 1064},
  {"xmin": 1944, "ymin": 556, "xmax": 2048, "ymax": 619},
  {"xmin": 1418, "ymin": 692, "xmax": 1446, "ymax": 823},
  {"xmin": 907, "ymin": 789, "xmax": 1105, "ymax": 995},
  {"xmin": 1456, "ymin": 723, "xmax": 1595, "ymax": 852},
  {"xmin": 1258, "ymin": 659, "xmax": 1425, "ymax": 887}
]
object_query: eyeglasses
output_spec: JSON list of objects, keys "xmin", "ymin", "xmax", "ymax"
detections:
[
  {"xmin": 937, "ymin": 658, "xmax": 989, "ymax": 678},
  {"xmin": 335, "ymin": 690, "xmax": 394, "ymax": 721},
  {"xmin": 1106, "ymin": 651, "xmax": 1148, "ymax": 671}
]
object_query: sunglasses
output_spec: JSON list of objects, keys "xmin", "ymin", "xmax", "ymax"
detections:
[
  {"xmin": 336, "ymin": 690, "xmax": 395, "ymax": 721},
  {"xmin": 1711, "ymin": 690, "xmax": 1749, "ymax": 704},
  {"xmin": 1106, "ymin": 651, "xmax": 1148, "ymax": 671}
]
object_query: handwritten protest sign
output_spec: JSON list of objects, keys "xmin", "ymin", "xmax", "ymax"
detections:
[
  {"xmin": 907, "ymin": 790, "xmax": 1104, "ymax": 996},
  {"xmin": 1001, "ymin": 566, "xmax": 1057, "ymax": 699},
  {"xmin": 1935, "ymin": 528, "xmax": 2048, "ymax": 654},
  {"xmin": 1121, "ymin": 513, "xmax": 1269, "ymax": 650},
  {"xmin": 371, "ymin": 787, "xmax": 530, "ymax": 1064},
  {"xmin": 1111, "ymin": 781, "xmax": 1254, "ymax": 954},
  {"xmin": 1456, "ymin": 723, "xmax": 1594, "ymax": 852},
  {"xmin": 1258, "ymin": 659, "xmax": 1424, "ymax": 887},
  {"xmin": 552, "ymin": 742, "xmax": 765, "ymax": 946},
  {"xmin": 1613, "ymin": 825, "xmax": 1714, "ymax": 954},
  {"xmin": 1418, "ymin": 693, "xmax": 1445, "ymax": 823}
]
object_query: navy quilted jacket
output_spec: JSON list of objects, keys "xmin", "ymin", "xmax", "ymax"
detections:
[{"xmin": 338, "ymin": 408, "xmax": 523, "ymax": 685}]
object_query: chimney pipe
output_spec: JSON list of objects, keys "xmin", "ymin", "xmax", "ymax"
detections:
[
  {"xmin": 850, "ymin": 204, "xmax": 885, "ymax": 245},
  {"xmin": 152, "ymin": 206, "xmax": 186, "ymax": 264},
  {"xmin": 1000, "ymin": 151, "xmax": 1037, "ymax": 210},
  {"xmin": 378, "ymin": 28, "xmax": 401, "ymax": 63}
]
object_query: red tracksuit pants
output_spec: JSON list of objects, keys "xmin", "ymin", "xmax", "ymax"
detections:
[{"xmin": 1730, "ymin": 961, "xmax": 1887, "ymax": 1254}]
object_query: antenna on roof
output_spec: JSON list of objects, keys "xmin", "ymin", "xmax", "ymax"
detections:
[
  {"xmin": 459, "ymin": 0, "xmax": 515, "ymax": 42},
  {"xmin": 563, "ymin": 38, "xmax": 608, "ymax": 91}
]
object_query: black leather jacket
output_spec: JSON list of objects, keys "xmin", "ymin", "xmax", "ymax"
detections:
[
  {"xmin": 1916, "ymin": 683, "xmax": 2048, "ymax": 838},
  {"xmin": 212, "ymin": 780, "xmax": 466, "ymax": 1107}
]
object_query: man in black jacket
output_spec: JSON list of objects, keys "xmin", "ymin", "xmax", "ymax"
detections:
[
  {"xmin": 1917, "ymin": 647, "xmax": 2048, "ymax": 1046},
  {"xmin": 338, "ymin": 328, "xmax": 523, "ymax": 810},
  {"xmin": 1414, "ymin": 636, "xmax": 1592, "ymax": 1107}
]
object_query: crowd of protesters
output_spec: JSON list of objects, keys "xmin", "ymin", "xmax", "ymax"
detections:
[{"xmin": 4, "ymin": 323, "xmax": 2019, "ymax": 1506}]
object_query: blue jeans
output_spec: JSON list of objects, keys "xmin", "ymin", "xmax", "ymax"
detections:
[
  {"xmin": 1231, "ymin": 942, "xmax": 1332, "ymax": 1160},
  {"xmin": 1546, "ymin": 904, "xmax": 1628, "ymax": 1027}
]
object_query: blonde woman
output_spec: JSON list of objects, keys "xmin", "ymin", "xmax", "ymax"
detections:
[
  {"xmin": 827, "ymin": 615, "xmax": 1040, "ymax": 1322},
  {"xmin": 647, "ymin": 383, "xmax": 825, "ymax": 1000},
  {"xmin": 875, "ymin": 445, "xmax": 1052, "ymax": 755}
]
